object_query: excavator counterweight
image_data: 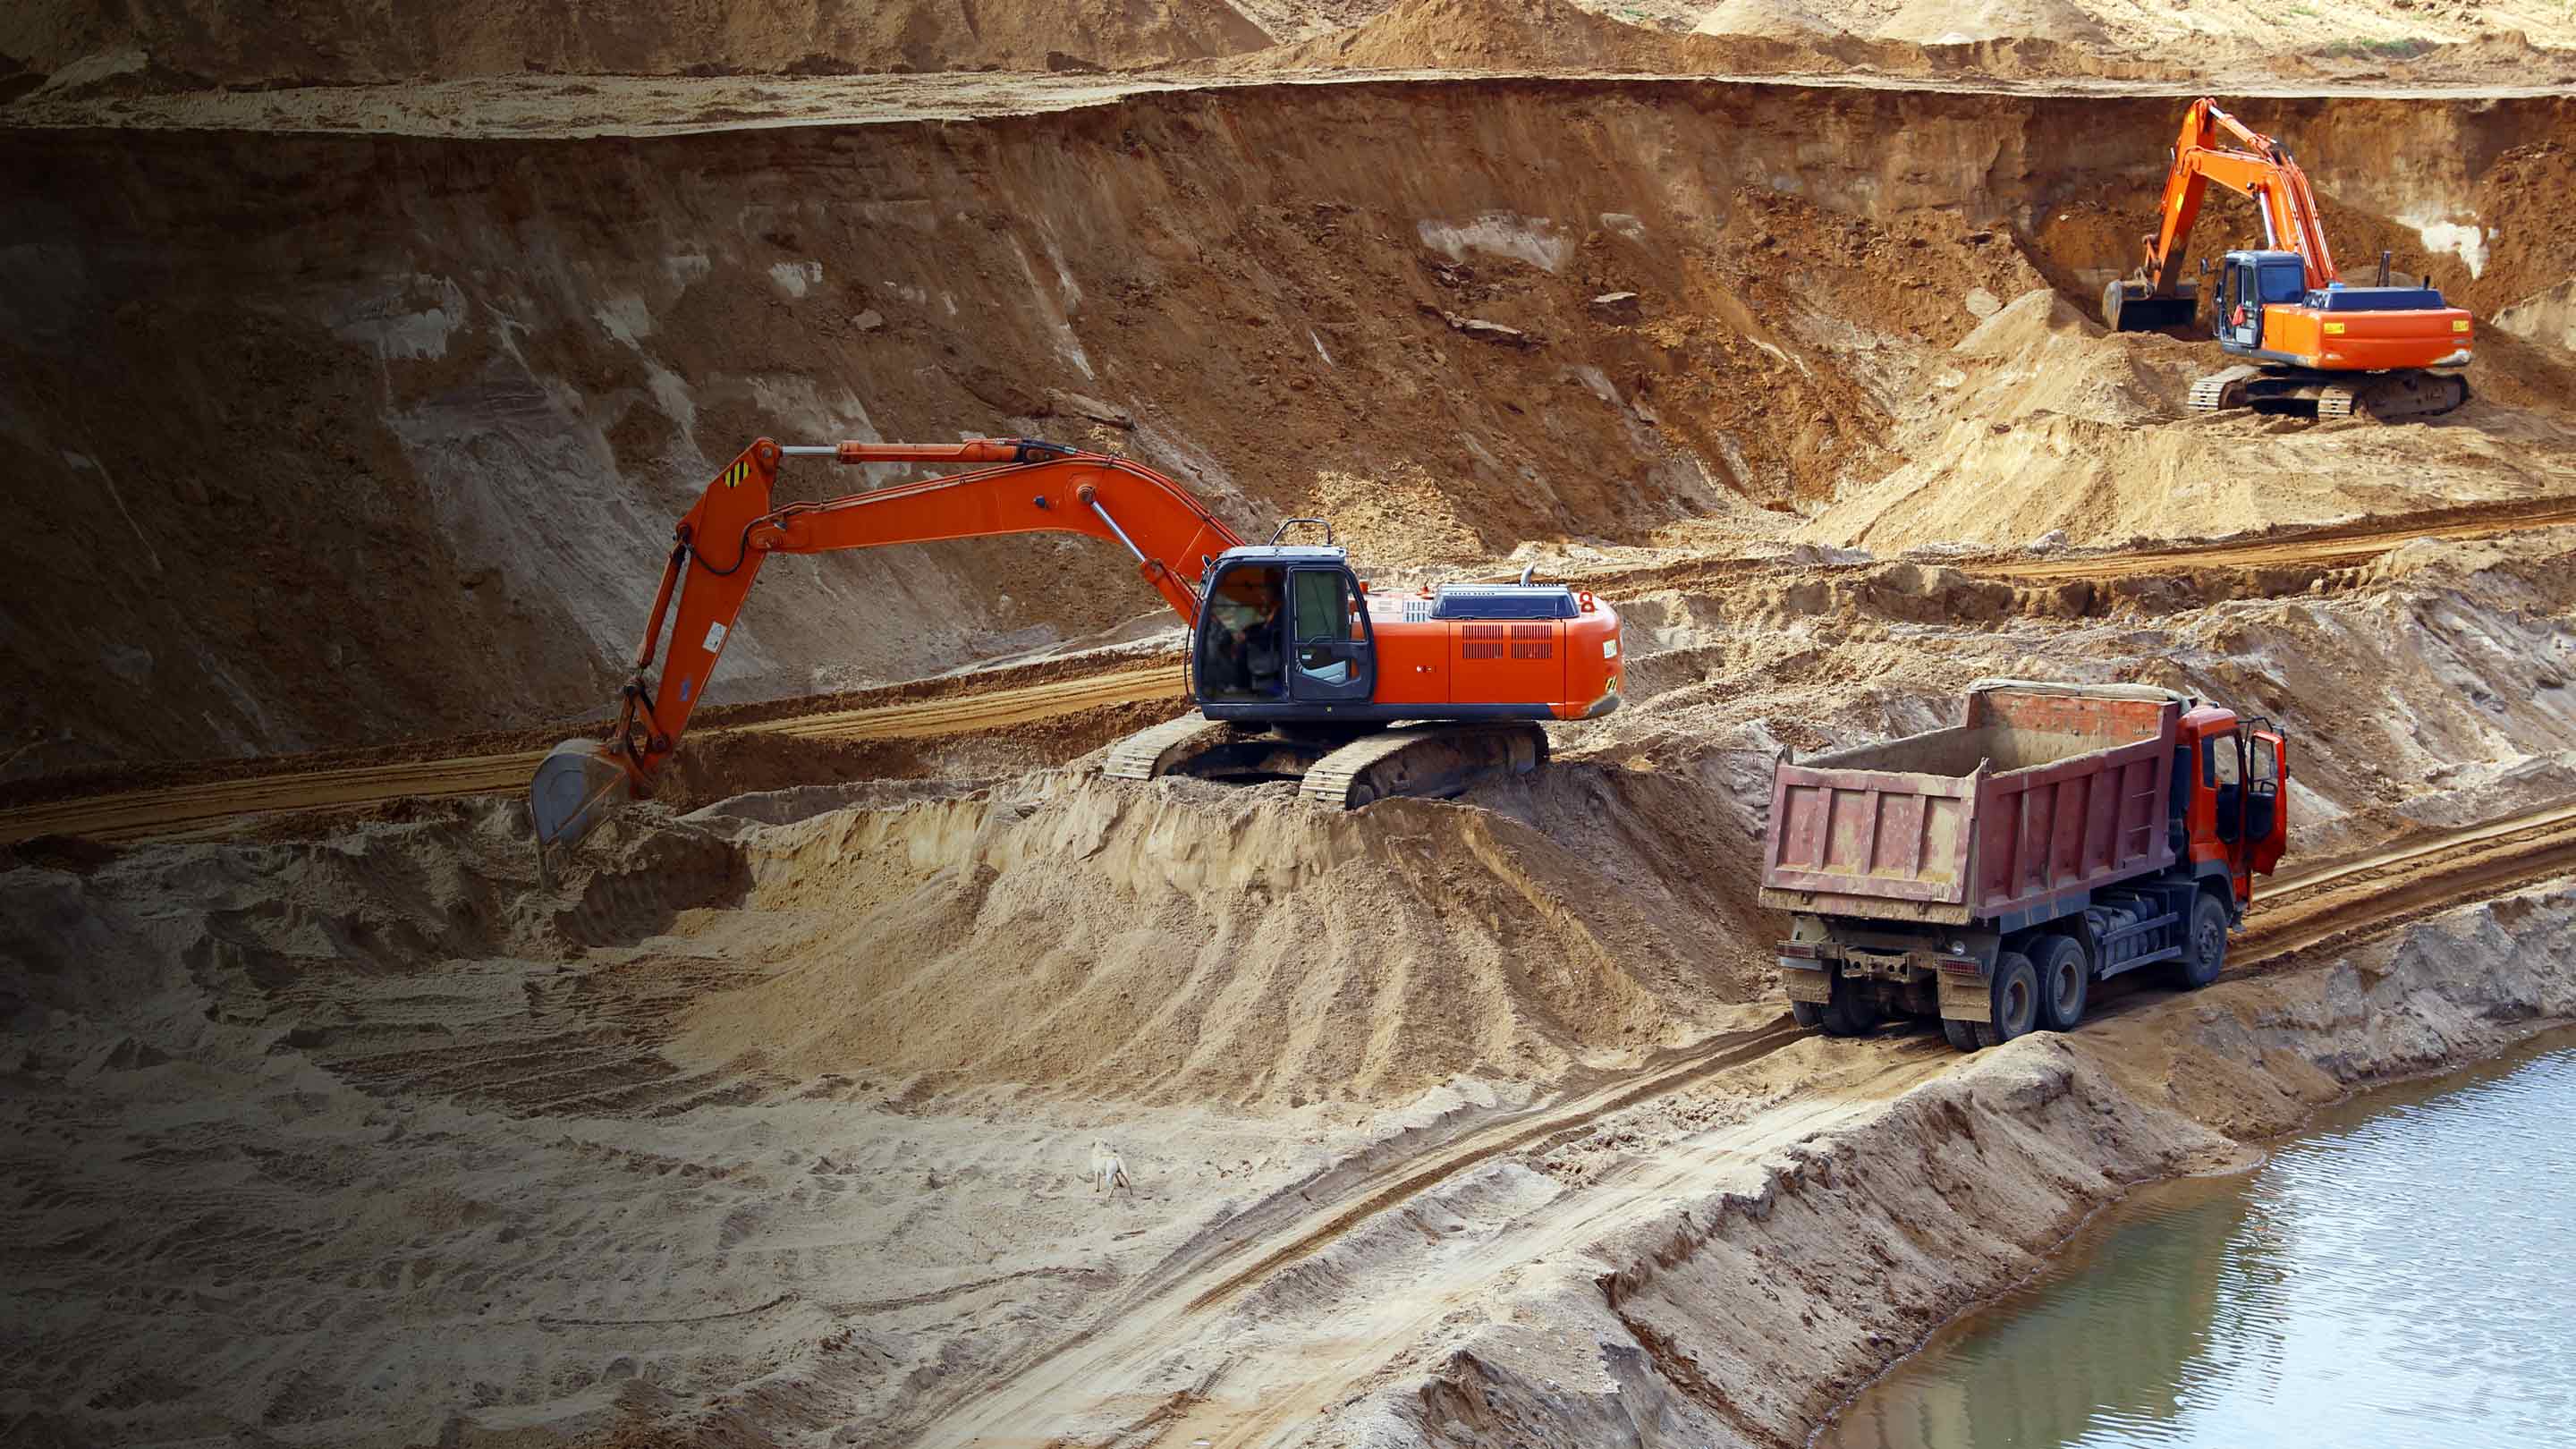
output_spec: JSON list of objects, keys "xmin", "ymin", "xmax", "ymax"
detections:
[
  {"xmin": 531, "ymin": 436, "xmax": 1623, "ymax": 863},
  {"xmin": 2106, "ymin": 97, "xmax": 2472, "ymax": 422}
]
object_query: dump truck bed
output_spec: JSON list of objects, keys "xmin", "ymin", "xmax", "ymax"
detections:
[{"xmin": 1758, "ymin": 682, "xmax": 2182, "ymax": 927}]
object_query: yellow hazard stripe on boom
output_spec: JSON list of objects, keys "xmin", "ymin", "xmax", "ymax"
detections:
[{"xmin": 722, "ymin": 460, "xmax": 750, "ymax": 488}]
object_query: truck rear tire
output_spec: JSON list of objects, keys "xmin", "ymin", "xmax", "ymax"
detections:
[
  {"xmin": 1973, "ymin": 951, "xmax": 2039, "ymax": 1050},
  {"xmin": 1790, "ymin": 1000, "xmax": 1823, "ymax": 1029},
  {"xmin": 2034, "ymin": 935, "xmax": 2089, "ymax": 1032},
  {"xmin": 2171, "ymin": 892, "xmax": 2231, "ymax": 990},
  {"xmin": 1817, "ymin": 968, "xmax": 1880, "ymax": 1038},
  {"xmin": 1943, "ymin": 1019, "xmax": 1979, "ymax": 1052}
]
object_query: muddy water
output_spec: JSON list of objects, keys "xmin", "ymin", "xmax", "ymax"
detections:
[{"xmin": 1818, "ymin": 1030, "xmax": 2576, "ymax": 1449}]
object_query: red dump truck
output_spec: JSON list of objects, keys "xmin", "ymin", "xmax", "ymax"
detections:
[{"xmin": 1759, "ymin": 681, "xmax": 2290, "ymax": 1050}]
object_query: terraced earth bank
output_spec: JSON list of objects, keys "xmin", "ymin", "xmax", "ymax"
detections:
[
  {"xmin": 6, "ymin": 82, "xmax": 2574, "ymax": 769},
  {"xmin": 7, "ymin": 4, "xmax": 2576, "ymax": 1447}
]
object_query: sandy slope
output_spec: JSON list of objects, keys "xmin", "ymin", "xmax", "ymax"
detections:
[{"xmin": 13, "ymin": 525, "xmax": 2576, "ymax": 1443}]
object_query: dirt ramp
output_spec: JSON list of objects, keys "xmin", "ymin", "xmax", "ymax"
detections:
[{"xmin": 673, "ymin": 771, "xmax": 1770, "ymax": 1106}]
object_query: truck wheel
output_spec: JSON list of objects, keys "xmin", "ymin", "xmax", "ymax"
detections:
[
  {"xmin": 1974, "ymin": 951, "xmax": 2039, "ymax": 1050},
  {"xmin": 1943, "ymin": 1019, "xmax": 1979, "ymax": 1053},
  {"xmin": 1818, "ymin": 968, "xmax": 1880, "ymax": 1038},
  {"xmin": 2172, "ymin": 892, "xmax": 2231, "ymax": 990},
  {"xmin": 1790, "ymin": 1000, "xmax": 1823, "ymax": 1029},
  {"xmin": 2033, "ymin": 935, "xmax": 2089, "ymax": 1033}
]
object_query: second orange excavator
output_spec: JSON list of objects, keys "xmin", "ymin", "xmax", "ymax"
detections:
[
  {"xmin": 2105, "ymin": 97, "xmax": 2473, "ymax": 421},
  {"xmin": 528, "ymin": 436, "xmax": 1624, "ymax": 856}
]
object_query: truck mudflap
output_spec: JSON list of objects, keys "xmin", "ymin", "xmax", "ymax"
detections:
[
  {"xmin": 1936, "ymin": 971, "xmax": 1990, "ymax": 1021},
  {"xmin": 1780, "ymin": 962, "xmax": 1833, "ymax": 1004}
]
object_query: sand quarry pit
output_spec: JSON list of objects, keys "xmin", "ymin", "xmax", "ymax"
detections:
[{"xmin": 8, "ymin": 1, "xmax": 2576, "ymax": 1444}]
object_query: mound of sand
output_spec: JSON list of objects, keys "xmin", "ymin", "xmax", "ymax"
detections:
[
  {"xmin": 1800, "ymin": 287, "xmax": 2576, "ymax": 553},
  {"xmin": 2497, "ymin": 278, "xmax": 2576, "ymax": 352},
  {"xmin": 671, "ymin": 767, "xmax": 1775, "ymax": 1105},
  {"xmin": 1698, "ymin": 0, "xmax": 2109, "ymax": 46},
  {"xmin": 1690, "ymin": 0, "xmax": 2576, "ymax": 55}
]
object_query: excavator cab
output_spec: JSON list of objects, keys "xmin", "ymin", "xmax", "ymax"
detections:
[
  {"xmin": 1192, "ymin": 521, "xmax": 1376, "ymax": 714},
  {"xmin": 2215, "ymin": 250, "xmax": 2309, "ymax": 355}
]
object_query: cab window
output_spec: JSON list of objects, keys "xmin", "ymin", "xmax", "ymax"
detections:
[
  {"xmin": 2258, "ymin": 263, "xmax": 2307, "ymax": 305},
  {"xmin": 1292, "ymin": 570, "xmax": 1351, "ymax": 642},
  {"xmin": 2205, "ymin": 731, "xmax": 2243, "ymax": 841}
]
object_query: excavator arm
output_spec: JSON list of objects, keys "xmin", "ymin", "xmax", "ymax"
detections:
[
  {"xmin": 2137, "ymin": 97, "xmax": 2337, "ymax": 293},
  {"xmin": 2108, "ymin": 98, "xmax": 2339, "ymax": 330},
  {"xmin": 529, "ymin": 437, "xmax": 1242, "ymax": 852}
]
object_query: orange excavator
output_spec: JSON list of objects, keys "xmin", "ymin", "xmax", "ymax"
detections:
[
  {"xmin": 528, "ymin": 436, "xmax": 1624, "ymax": 856},
  {"xmin": 2105, "ymin": 97, "xmax": 2473, "ymax": 421}
]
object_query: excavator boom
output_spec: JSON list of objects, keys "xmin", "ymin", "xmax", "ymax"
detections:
[
  {"xmin": 530, "ymin": 438, "xmax": 1241, "ymax": 852},
  {"xmin": 2133, "ymin": 97, "xmax": 2337, "ymax": 301}
]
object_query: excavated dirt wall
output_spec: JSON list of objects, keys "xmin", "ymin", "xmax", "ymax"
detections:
[{"xmin": 4, "ymin": 84, "xmax": 2571, "ymax": 775}]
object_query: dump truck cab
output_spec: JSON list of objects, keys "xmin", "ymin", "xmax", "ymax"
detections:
[{"xmin": 2175, "ymin": 701, "xmax": 2290, "ymax": 902}]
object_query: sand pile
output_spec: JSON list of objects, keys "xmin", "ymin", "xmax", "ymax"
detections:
[
  {"xmin": 1697, "ymin": 0, "xmax": 2110, "ymax": 46},
  {"xmin": 1242, "ymin": 0, "xmax": 1675, "ymax": 70},
  {"xmin": 1300, "ymin": 463, "xmax": 1489, "ymax": 567},
  {"xmin": 1687, "ymin": 0, "xmax": 2576, "ymax": 55},
  {"xmin": 2498, "ymin": 278, "xmax": 2576, "ymax": 352},
  {"xmin": 672, "ymin": 765, "xmax": 1775, "ymax": 1106},
  {"xmin": 1797, "ymin": 285, "xmax": 2576, "ymax": 553}
]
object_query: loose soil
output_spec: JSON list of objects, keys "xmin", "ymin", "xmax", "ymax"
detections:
[{"xmin": 10, "ymin": 8, "xmax": 2576, "ymax": 1449}]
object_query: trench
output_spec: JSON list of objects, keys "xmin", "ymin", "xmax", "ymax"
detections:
[{"xmin": 1816, "ymin": 1025, "xmax": 2576, "ymax": 1449}]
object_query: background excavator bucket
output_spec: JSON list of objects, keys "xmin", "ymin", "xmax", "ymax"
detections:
[
  {"xmin": 2104, "ymin": 277, "xmax": 2199, "ymax": 333},
  {"xmin": 530, "ymin": 738, "xmax": 634, "ymax": 860}
]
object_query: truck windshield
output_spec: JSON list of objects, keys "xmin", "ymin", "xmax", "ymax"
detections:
[{"xmin": 2258, "ymin": 263, "xmax": 2307, "ymax": 304}]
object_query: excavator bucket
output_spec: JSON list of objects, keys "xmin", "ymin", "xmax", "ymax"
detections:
[
  {"xmin": 2104, "ymin": 278, "xmax": 2198, "ymax": 333},
  {"xmin": 530, "ymin": 738, "xmax": 634, "ymax": 857}
]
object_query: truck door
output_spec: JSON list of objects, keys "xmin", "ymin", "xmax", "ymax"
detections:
[
  {"xmin": 1287, "ymin": 565, "xmax": 1375, "ymax": 705},
  {"xmin": 2201, "ymin": 725, "xmax": 2250, "ymax": 901},
  {"xmin": 2245, "ymin": 724, "xmax": 2288, "ymax": 879}
]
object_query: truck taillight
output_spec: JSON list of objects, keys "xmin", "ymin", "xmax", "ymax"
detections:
[
  {"xmin": 1778, "ymin": 942, "xmax": 1819, "ymax": 958},
  {"xmin": 1937, "ymin": 956, "xmax": 1983, "ymax": 976}
]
